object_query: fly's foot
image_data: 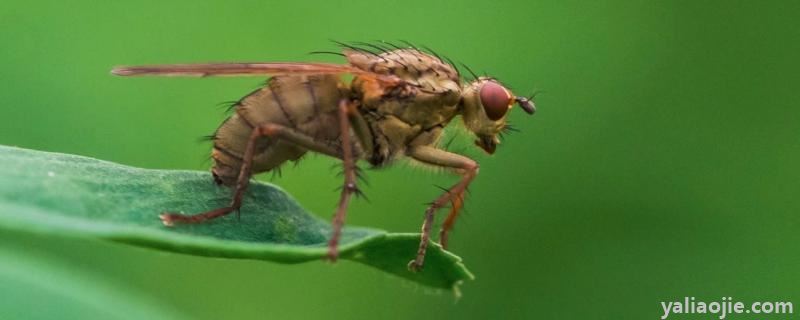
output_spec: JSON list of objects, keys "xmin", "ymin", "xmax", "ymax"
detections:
[
  {"xmin": 326, "ymin": 244, "xmax": 339, "ymax": 263},
  {"xmin": 439, "ymin": 234, "xmax": 449, "ymax": 251},
  {"xmin": 159, "ymin": 212, "xmax": 180, "ymax": 226},
  {"xmin": 158, "ymin": 207, "xmax": 236, "ymax": 226},
  {"xmin": 407, "ymin": 260, "xmax": 424, "ymax": 273}
]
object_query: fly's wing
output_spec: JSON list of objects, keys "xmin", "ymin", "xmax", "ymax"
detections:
[{"xmin": 111, "ymin": 62, "xmax": 405, "ymax": 86}]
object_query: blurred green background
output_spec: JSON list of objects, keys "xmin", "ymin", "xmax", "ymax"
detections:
[{"xmin": 1, "ymin": 0, "xmax": 799, "ymax": 319}]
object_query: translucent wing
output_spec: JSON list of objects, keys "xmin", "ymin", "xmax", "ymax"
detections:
[{"xmin": 110, "ymin": 62, "xmax": 404, "ymax": 85}]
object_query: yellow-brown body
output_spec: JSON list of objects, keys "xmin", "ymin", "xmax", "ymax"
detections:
[
  {"xmin": 211, "ymin": 49, "xmax": 463, "ymax": 186},
  {"xmin": 111, "ymin": 43, "xmax": 536, "ymax": 270}
]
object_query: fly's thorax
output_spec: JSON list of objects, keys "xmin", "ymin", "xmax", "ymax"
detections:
[
  {"xmin": 351, "ymin": 66, "xmax": 461, "ymax": 128},
  {"xmin": 345, "ymin": 48, "xmax": 459, "ymax": 83},
  {"xmin": 347, "ymin": 47, "xmax": 462, "ymax": 113},
  {"xmin": 365, "ymin": 89, "xmax": 460, "ymax": 126},
  {"xmin": 362, "ymin": 112, "xmax": 446, "ymax": 167},
  {"xmin": 353, "ymin": 74, "xmax": 461, "ymax": 166}
]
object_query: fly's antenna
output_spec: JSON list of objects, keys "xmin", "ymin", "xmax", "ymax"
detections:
[
  {"xmin": 520, "ymin": 89, "xmax": 543, "ymax": 115},
  {"xmin": 528, "ymin": 88, "xmax": 544, "ymax": 100},
  {"xmin": 514, "ymin": 94, "xmax": 537, "ymax": 115}
]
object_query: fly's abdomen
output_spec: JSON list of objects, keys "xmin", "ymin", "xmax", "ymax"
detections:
[{"xmin": 211, "ymin": 74, "xmax": 345, "ymax": 186}]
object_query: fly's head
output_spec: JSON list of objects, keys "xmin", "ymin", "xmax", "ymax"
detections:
[{"xmin": 460, "ymin": 77, "xmax": 536, "ymax": 154}]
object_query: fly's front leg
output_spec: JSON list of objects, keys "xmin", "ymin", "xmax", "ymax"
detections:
[
  {"xmin": 406, "ymin": 146, "xmax": 478, "ymax": 272},
  {"xmin": 160, "ymin": 124, "xmax": 341, "ymax": 225},
  {"xmin": 327, "ymin": 99, "xmax": 363, "ymax": 262}
]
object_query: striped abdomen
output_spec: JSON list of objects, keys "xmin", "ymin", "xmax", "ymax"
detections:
[{"xmin": 210, "ymin": 74, "xmax": 346, "ymax": 186}]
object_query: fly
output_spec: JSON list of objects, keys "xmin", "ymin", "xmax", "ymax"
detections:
[{"xmin": 111, "ymin": 41, "xmax": 537, "ymax": 271}]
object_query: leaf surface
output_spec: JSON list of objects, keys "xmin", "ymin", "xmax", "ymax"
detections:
[{"xmin": 0, "ymin": 146, "xmax": 473, "ymax": 290}]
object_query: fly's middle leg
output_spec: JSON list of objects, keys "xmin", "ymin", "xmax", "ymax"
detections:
[
  {"xmin": 160, "ymin": 123, "xmax": 342, "ymax": 226},
  {"xmin": 326, "ymin": 99, "xmax": 362, "ymax": 262},
  {"xmin": 405, "ymin": 146, "xmax": 478, "ymax": 272}
]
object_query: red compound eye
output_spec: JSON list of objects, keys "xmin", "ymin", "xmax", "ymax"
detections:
[{"xmin": 479, "ymin": 81, "xmax": 511, "ymax": 121}]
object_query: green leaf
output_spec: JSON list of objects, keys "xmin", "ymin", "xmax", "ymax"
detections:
[
  {"xmin": 0, "ymin": 235, "xmax": 190, "ymax": 320},
  {"xmin": 0, "ymin": 145, "xmax": 473, "ymax": 291}
]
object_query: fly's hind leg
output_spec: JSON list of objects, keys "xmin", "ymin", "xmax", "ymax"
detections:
[
  {"xmin": 160, "ymin": 123, "xmax": 342, "ymax": 226},
  {"xmin": 406, "ymin": 146, "xmax": 478, "ymax": 272}
]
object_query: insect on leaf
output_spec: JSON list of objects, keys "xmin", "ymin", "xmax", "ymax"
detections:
[{"xmin": 0, "ymin": 145, "xmax": 473, "ymax": 291}]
